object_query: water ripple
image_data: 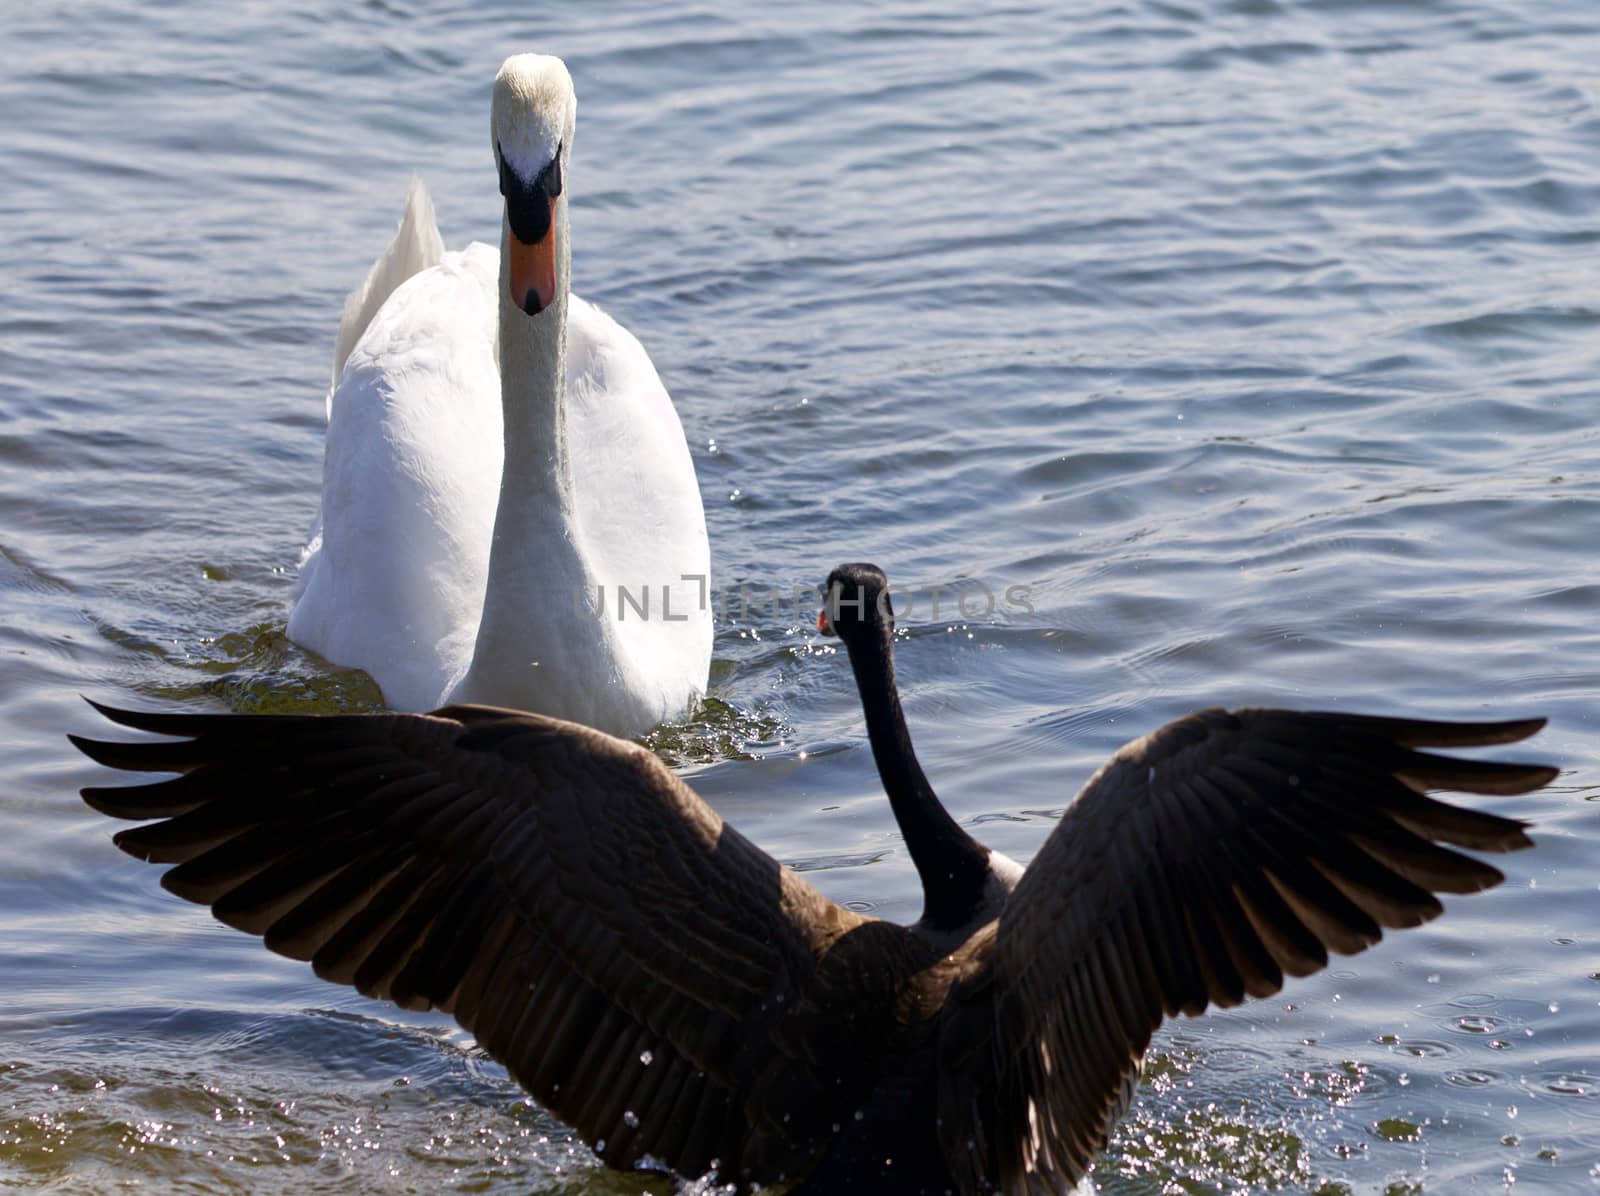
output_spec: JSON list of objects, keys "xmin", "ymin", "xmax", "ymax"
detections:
[{"xmin": 3, "ymin": 0, "xmax": 1600, "ymax": 1190}]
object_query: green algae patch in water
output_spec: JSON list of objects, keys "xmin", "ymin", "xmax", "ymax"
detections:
[
  {"xmin": 639, "ymin": 695, "xmax": 788, "ymax": 768},
  {"xmin": 1373, "ymin": 1117, "xmax": 1423, "ymax": 1143},
  {"xmin": 144, "ymin": 620, "xmax": 387, "ymax": 715}
]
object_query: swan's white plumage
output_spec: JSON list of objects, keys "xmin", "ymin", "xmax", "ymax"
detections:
[
  {"xmin": 289, "ymin": 223, "xmax": 501, "ymax": 713},
  {"xmin": 331, "ymin": 177, "xmax": 447, "ymax": 387},
  {"xmin": 290, "ymin": 57, "xmax": 711, "ymax": 732}
]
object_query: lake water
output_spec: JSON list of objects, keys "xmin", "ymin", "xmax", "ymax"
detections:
[{"xmin": 3, "ymin": 0, "xmax": 1599, "ymax": 1191}]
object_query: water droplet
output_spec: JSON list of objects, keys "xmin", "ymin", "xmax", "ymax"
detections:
[
  {"xmin": 640, "ymin": 1050, "xmax": 653, "ymax": 1066},
  {"xmin": 623, "ymin": 1111, "xmax": 639, "ymax": 1129}
]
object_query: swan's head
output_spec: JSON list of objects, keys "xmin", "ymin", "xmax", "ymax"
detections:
[
  {"xmin": 818, "ymin": 562, "xmax": 894, "ymax": 641},
  {"xmin": 491, "ymin": 54, "xmax": 576, "ymax": 317}
]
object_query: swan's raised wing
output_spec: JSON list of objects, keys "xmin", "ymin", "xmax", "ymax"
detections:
[
  {"xmin": 71, "ymin": 702, "xmax": 933, "ymax": 1191},
  {"xmin": 935, "ymin": 708, "xmax": 1556, "ymax": 1195}
]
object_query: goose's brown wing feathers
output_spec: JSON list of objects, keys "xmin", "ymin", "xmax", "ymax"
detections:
[
  {"xmin": 935, "ymin": 708, "xmax": 1555, "ymax": 1195},
  {"xmin": 72, "ymin": 701, "xmax": 936, "ymax": 1190}
]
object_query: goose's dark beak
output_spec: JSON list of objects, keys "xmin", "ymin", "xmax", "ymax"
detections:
[{"xmin": 509, "ymin": 200, "xmax": 558, "ymax": 315}]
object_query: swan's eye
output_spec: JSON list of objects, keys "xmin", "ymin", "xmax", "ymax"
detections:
[
  {"xmin": 495, "ymin": 140, "xmax": 513, "ymax": 198},
  {"xmin": 538, "ymin": 143, "xmax": 564, "ymax": 199}
]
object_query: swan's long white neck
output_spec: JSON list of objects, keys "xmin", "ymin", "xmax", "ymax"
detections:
[
  {"xmin": 455, "ymin": 196, "xmax": 629, "ymax": 721},
  {"xmin": 494, "ymin": 201, "xmax": 574, "ymax": 516}
]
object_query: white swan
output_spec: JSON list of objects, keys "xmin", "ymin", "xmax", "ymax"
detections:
[{"xmin": 287, "ymin": 54, "xmax": 712, "ymax": 737}]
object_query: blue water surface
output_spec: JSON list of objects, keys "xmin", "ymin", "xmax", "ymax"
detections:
[{"xmin": 2, "ymin": 1, "xmax": 1598, "ymax": 1190}]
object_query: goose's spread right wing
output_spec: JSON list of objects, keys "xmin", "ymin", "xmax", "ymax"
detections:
[
  {"xmin": 936, "ymin": 708, "xmax": 1555, "ymax": 1195},
  {"xmin": 72, "ymin": 702, "xmax": 935, "ymax": 1190}
]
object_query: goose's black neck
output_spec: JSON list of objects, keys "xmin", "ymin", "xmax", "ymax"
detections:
[{"xmin": 842, "ymin": 624, "xmax": 991, "ymax": 931}]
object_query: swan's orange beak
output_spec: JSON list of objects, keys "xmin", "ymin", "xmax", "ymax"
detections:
[
  {"xmin": 817, "ymin": 608, "xmax": 836, "ymax": 636},
  {"xmin": 509, "ymin": 199, "xmax": 558, "ymax": 315}
]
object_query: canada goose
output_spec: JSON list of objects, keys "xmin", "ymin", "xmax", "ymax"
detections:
[
  {"xmin": 71, "ymin": 561, "xmax": 1555, "ymax": 1193},
  {"xmin": 288, "ymin": 54, "xmax": 711, "ymax": 735}
]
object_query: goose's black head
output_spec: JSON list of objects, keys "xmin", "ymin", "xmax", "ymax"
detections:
[{"xmin": 817, "ymin": 562, "xmax": 893, "ymax": 643}]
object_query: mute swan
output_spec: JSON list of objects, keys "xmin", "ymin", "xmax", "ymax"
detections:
[
  {"xmin": 287, "ymin": 54, "xmax": 711, "ymax": 737},
  {"xmin": 73, "ymin": 562, "xmax": 1556, "ymax": 1193}
]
